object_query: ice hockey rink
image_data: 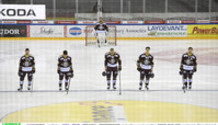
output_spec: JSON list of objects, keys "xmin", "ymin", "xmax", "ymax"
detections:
[{"xmin": 0, "ymin": 39, "xmax": 218, "ymax": 122}]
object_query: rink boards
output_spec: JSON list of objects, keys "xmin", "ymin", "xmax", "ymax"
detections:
[{"xmin": 0, "ymin": 24, "xmax": 218, "ymax": 40}]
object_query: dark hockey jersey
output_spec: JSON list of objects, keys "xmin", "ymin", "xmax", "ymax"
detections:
[
  {"xmin": 105, "ymin": 52, "xmax": 121, "ymax": 68},
  {"xmin": 137, "ymin": 53, "xmax": 154, "ymax": 70},
  {"xmin": 94, "ymin": 22, "xmax": 109, "ymax": 32},
  {"xmin": 181, "ymin": 53, "xmax": 197, "ymax": 71},
  {"xmin": 19, "ymin": 55, "xmax": 35, "ymax": 72},
  {"xmin": 58, "ymin": 55, "xmax": 72, "ymax": 72}
]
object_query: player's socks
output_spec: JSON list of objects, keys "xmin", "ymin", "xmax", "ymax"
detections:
[
  {"xmin": 139, "ymin": 80, "xmax": 143, "ymax": 90},
  {"xmin": 107, "ymin": 84, "xmax": 110, "ymax": 90},
  {"xmin": 107, "ymin": 80, "xmax": 110, "ymax": 90},
  {"xmin": 18, "ymin": 81, "xmax": 24, "ymax": 91},
  {"xmin": 188, "ymin": 79, "xmax": 192, "ymax": 89},
  {"xmin": 139, "ymin": 84, "xmax": 142, "ymax": 90},
  {"xmin": 113, "ymin": 81, "xmax": 116, "ymax": 90},
  {"xmin": 183, "ymin": 82, "xmax": 187, "ymax": 89},
  {"xmin": 183, "ymin": 79, "xmax": 187, "ymax": 89},
  {"xmin": 28, "ymin": 86, "xmax": 31, "ymax": 90},
  {"xmin": 145, "ymin": 84, "xmax": 149, "ymax": 90},
  {"xmin": 59, "ymin": 80, "xmax": 62, "ymax": 91},
  {"xmin": 189, "ymin": 82, "xmax": 192, "ymax": 89},
  {"xmin": 145, "ymin": 80, "xmax": 149, "ymax": 90},
  {"xmin": 189, "ymin": 84, "xmax": 192, "ymax": 89},
  {"xmin": 27, "ymin": 81, "xmax": 32, "ymax": 90},
  {"xmin": 65, "ymin": 81, "xmax": 69, "ymax": 90}
]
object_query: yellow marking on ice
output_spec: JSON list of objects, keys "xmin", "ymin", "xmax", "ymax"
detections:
[
  {"xmin": 2, "ymin": 102, "xmax": 94, "ymax": 123},
  {"xmin": 2, "ymin": 100, "xmax": 218, "ymax": 122}
]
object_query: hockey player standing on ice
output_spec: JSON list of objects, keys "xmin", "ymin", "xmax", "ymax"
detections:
[
  {"xmin": 105, "ymin": 48, "xmax": 122, "ymax": 90},
  {"xmin": 180, "ymin": 47, "xmax": 197, "ymax": 90},
  {"xmin": 137, "ymin": 47, "xmax": 154, "ymax": 90},
  {"xmin": 94, "ymin": 17, "xmax": 109, "ymax": 47},
  {"xmin": 18, "ymin": 48, "xmax": 35, "ymax": 91},
  {"xmin": 57, "ymin": 50, "xmax": 74, "ymax": 91}
]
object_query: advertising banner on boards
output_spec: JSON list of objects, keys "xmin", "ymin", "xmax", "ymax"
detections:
[
  {"xmin": 187, "ymin": 25, "xmax": 218, "ymax": 38},
  {"xmin": 116, "ymin": 25, "xmax": 147, "ymax": 37},
  {"xmin": 0, "ymin": 25, "xmax": 27, "ymax": 37},
  {"xmin": 146, "ymin": 25, "xmax": 187, "ymax": 37},
  {"xmin": 67, "ymin": 26, "xmax": 86, "ymax": 37},
  {"xmin": 0, "ymin": 4, "xmax": 46, "ymax": 20},
  {"xmin": 30, "ymin": 25, "xmax": 65, "ymax": 37}
]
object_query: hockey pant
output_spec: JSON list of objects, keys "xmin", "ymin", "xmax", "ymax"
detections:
[
  {"xmin": 19, "ymin": 71, "xmax": 33, "ymax": 86},
  {"xmin": 139, "ymin": 69, "xmax": 152, "ymax": 85},
  {"xmin": 182, "ymin": 70, "xmax": 193, "ymax": 86},
  {"xmin": 106, "ymin": 67, "xmax": 118, "ymax": 85}
]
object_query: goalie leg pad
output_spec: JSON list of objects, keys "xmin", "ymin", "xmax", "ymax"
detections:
[{"xmin": 97, "ymin": 32, "xmax": 106, "ymax": 45}]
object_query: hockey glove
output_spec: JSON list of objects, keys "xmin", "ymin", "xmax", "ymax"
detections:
[
  {"xmin": 137, "ymin": 67, "xmax": 141, "ymax": 72},
  {"xmin": 32, "ymin": 67, "xmax": 35, "ymax": 74},
  {"xmin": 70, "ymin": 72, "xmax": 74, "ymax": 78},
  {"xmin": 180, "ymin": 65, "xmax": 183, "ymax": 71},
  {"xmin": 194, "ymin": 66, "xmax": 197, "ymax": 72},
  {"xmin": 102, "ymin": 71, "xmax": 106, "ymax": 77},
  {"xmin": 18, "ymin": 67, "xmax": 22, "ymax": 76},
  {"xmin": 70, "ymin": 68, "xmax": 73, "ymax": 73},
  {"xmin": 179, "ymin": 70, "xmax": 183, "ymax": 75},
  {"xmin": 118, "ymin": 65, "xmax": 122, "ymax": 71},
  {"xmin": 149, "ymin": 72, "xmax": 155, "ymax": 78},
  {"xmin": 57, "ymin": 67, "xmax": 60, "ymax": 74},
  {"xmin": 18, "ymin": 71, "xmax": 23, "ymax": 77}
]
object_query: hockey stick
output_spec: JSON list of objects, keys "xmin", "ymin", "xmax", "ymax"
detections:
[
  {"xmin": 66, "ymin": 78, "xmax": 71, "ymax": 95},
  {"xmin": 31, "ymin": 76, "xmax": 34, "ymax": 93},
  {"xmin": 119, "ymin": 71, "xmax": 122, "ymax": 95}
]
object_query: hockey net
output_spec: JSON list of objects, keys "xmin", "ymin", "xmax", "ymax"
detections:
[{"xmin": 85, "ymin": 25, "xmax": 117, "ymax": 46}]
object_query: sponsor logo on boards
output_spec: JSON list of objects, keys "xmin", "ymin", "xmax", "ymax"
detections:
[
  {"xmin": 69, "ymin": 27, "xmax": 82, "ymax": 36},
  {"xmin": 40, "ymin": 27, "xmax": 54, "ymax": 35},
  {"xmin": 192, "ymin": 26, "xmax": 218, "ymax": 34}
]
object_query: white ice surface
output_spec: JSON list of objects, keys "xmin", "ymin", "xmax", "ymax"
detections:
[{"xmin": 0, "ymin": 39, "xmax": 218, "ymax": 120}]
